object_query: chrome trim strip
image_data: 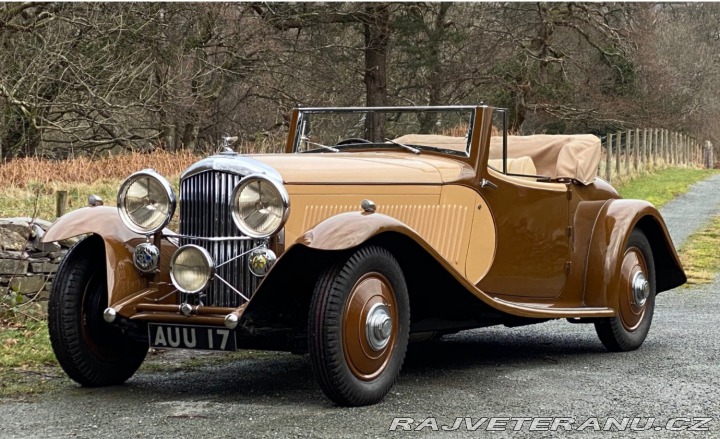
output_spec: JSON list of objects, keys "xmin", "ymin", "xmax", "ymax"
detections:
[
  {"xmin": 181, "ymin": 155, "xmax": 284, "ymax": 181},
  {"xmin": 164, "ymin": 233, "xmax": 255, "ymax": 242}
]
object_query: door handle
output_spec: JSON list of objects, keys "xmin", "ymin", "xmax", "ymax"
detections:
[{"xmin": 480, "ymin": 179, "xmax": 498, "ymax": 190}]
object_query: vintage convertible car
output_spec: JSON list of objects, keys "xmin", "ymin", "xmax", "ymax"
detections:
[{"xmin": 44, "ymin": 105, "xmax": 686, "ymax": 406}]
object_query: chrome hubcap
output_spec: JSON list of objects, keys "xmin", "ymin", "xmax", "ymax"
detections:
[
  {"xmin": 366, "ymin": 303, "xmax": 392, "ymax": 351},
  {"xmin": 631, "ymin": 272, "xmax": 650, "ymax": 307}
]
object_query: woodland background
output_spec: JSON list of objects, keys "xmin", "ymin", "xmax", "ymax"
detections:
[{"xmin": 1, "ymin": 2, "xmax": 719, "ymax": 159}]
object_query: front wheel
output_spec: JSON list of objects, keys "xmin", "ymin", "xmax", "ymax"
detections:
[
  {"xmin": 308, "ymin": 246, "xmax": 410, "ymax": 406},
  {"xmin": 48, "ymin": 237, "xmax": 148, "ymax": 386},
  {"xmin": 595, "ymin": 229, "xmax": 656, "ymax": 352}
]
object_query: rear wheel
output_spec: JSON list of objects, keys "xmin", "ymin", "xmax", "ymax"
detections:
[
  {"xmin": 308, "ymin": 246, "xmax": 410, "ymax": 406},
  {"xmin": 595, "ymin": 229, "xmax": 655, "ymax": 352},
  {"xmin": 48, "ymin": 237, "xmax": 148, "ymax": 386}
]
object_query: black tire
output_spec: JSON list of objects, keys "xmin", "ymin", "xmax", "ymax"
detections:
[
  {"xmin": 595, "ymin": 229, "xmax": 655, "ymax": 352},
  {"xmin": 308, "ymin": 246, "xmax": 410, "ymax": 406},
  {"xmin": 48, "ymin": 236, "xmax": 148, "ymax": 386}
]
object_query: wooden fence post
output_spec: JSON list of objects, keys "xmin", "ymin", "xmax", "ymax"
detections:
[
  {"xmin": 679, "ymin": 133, "xmax": 683, "ymax": 164},
  {"xmin": 705, "ymin": 140, "xmax": 714, "ymax": 169},
  {"xmin": 605, "ymin": 133, "xmax": 612, "ymax": 182},
  {"xmin": 56, "ymin": 191, "xmax": 68, "ymax": 218},
  {"xmin": 682, "ymin": 135, "xmax": 687, "ymax": 166},
  {"xmin": 634, "ymin": 129, "xmax": 640, "ymax": 171},
  {"xmin": 626, "ymin": 129, "xmax": 632, "ymax": 174},
  {"xmin": 671, "ymin": 132, "xmax": 676, "ymax": 164},
  {"xmin": 651, "ymin": 129, "xmax": 656, "ymax": 169},
  {"xmin": 682, "ymin": 135, "xmax": 686, "ymax": 165},
  {"xmin": 679, "ymin": 134, "xmax": 683, "ymax": 165},
  {"xmin": 643, "ymin": 128, "xmax": 648, "ymax": 171},
  {"xmin": 615, "ymin": 131, "xmax": 621, "ymax": 177},
  {"xmin": 696, "ymin": 141, "xmax": 701, "ymax": 165}
]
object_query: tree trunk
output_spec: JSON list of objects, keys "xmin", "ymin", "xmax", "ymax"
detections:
[
  {"xmin": 419, "ymin": 3, "xmax": 452, "ymax": 134},
  {"xmin": 363, "ymin": 4, "xmax": 391, "ymax": 142}
]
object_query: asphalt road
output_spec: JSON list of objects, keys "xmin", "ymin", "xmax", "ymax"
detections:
[{"xmin": 2, "ymin": 177, "xmax": 720, "ymax": 439}]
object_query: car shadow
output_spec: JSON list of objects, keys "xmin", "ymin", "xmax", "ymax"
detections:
[{"xmin": 75, "ymin": 323, "xmax": 615, "ymax": 407}]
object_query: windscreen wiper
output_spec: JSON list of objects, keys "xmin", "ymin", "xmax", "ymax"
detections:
[
  {"xmin": 300, "ymin": 137, "xmax": 339, "ymax": 152},
  {"xmin": 384, "ymin": 138, "xmax": 421, "ymax": 154}
]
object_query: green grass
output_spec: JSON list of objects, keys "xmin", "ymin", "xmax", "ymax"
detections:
[
  {"xmin": 0, "ymin": 317, "xmax": 64, "ymax": 398},
  {"xmin": 677, "ymin": 214, "xmax": 720, "ymax": 287},
  {"xmin": 615, "ymin": 167, "xmax": 720, "ymax": 288},
  {"xmin": 616, "ymin": 168, "xmax": 719, "ymax": 208},
  {"xmin": 0, "ymin": 178, "xmax": 181, "ymax": 221}
]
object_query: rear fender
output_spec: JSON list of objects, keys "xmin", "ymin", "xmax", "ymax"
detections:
[
  {"xmin": 43, "ymin": 206, "xmax": 176, "ymax": 305},
  {"xmin": 583, "ymin": 199, "xmax": 686, "ymax": 308}
]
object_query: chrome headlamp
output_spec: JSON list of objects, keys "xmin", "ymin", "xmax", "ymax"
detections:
[
  {"xmin": 117, "ymin": 169, "xmax": 176, "ymax": 235},
  {"xmin": 231, "ymin": 175, "xmax": 289, "ymax": 238}
]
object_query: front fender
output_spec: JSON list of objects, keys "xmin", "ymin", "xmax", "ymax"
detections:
[
  {"xmin": 295, "ymin": 211, "xmax": 421, "ymax": 250},
  {"xmin": 584, "ymin": 199, "xmax": 686, "ymax": 309},
  {"xmin": 43, "ymin": 206, "xmax": 176, "ymax": 306}
]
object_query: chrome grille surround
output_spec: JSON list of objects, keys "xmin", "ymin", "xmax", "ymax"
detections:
[{"xmin": 178, "ymin": 169, "xmax": 265, "ymax": 308}]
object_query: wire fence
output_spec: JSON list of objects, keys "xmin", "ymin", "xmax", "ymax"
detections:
[{"xmin": 598, "ymin": 129, "xmax": 715, "ymax": 184}]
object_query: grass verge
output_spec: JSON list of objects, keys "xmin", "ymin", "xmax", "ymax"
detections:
[
  {"xmin": 0, "ymin": 316, "xmax": 66, "ymax": 398},
  {"xmin": 615, "ymin": 167, "xmax": 718, "ymax": 208},
  {"xmin": 677, "ymin": 214, "xmax": 720, "ymax": 287}
]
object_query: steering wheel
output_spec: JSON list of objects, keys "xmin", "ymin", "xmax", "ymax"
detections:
[{"xmin": 335, "ymin": 138, "xmax": 371, "ymax": 146}]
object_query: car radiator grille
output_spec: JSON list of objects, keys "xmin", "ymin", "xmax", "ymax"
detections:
[{"xmin": 179, "ymin": 170, "xmax": 261, "ymax": 308}]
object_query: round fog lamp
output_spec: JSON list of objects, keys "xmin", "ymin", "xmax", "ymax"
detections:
[
  {"xmin": 170, "ymin": 245, "xmax": 214, "ymax": 294},
  {"xmin": 248, "ymin": 248, "xmax": 277, "ymax": 277}
]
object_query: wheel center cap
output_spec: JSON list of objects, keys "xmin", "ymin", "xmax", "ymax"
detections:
[
  {"xmin": 366, "ymin": 303, "xmax": 392, "ymax": 351},
  {"xmin": 631, "ymin": 272, "xmax": 650, "ymax": 307}
]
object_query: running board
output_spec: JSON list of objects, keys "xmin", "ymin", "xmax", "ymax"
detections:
[{"xmin": 490, "ymin": 297, "xmax": 616, "ymax": 319}]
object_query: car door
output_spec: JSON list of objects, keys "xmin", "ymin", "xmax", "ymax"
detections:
[{"xmin": 476, "ymin": 173, "xmax": 571, "ymax": 299}]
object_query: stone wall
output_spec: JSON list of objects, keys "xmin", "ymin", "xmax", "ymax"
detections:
[{"xmin": 0, "ymin": 218, "xmax": 75, "ymax": 311}]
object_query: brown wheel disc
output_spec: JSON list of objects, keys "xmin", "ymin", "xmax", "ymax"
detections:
[
  {"xmin": 594, "ymin": 229, "xmax": 656, "ymax": 352},
  {"xmin": 342, "ymin": 273, "xmax": 398, "ymax": 381},
  {"xmin": 617, "ymin": 246, "xmax": 649, "ymax": 331}
]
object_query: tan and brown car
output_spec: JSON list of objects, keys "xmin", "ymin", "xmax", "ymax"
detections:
[{"xmin": 44, "ymin": 105, "xmax": 685, "ymax": 406}]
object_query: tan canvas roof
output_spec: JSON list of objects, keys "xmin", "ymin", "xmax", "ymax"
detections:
[
  {"xmin": 393, "ymin": 133, "xmax": 601, "ymax": 185},
  {"xmin": 489, "ymin": 135, "xmax": 601, "ymax": 185}
]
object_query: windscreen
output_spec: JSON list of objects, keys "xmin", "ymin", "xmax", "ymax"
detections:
[{"xmin": 294, "ymin": 107, "xmax": 475, "ymax": 156}]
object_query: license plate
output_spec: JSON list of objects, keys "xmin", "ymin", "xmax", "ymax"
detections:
[{"xmin": 148, "ymin": 323, "xmax": 236, "ymax": 351}]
